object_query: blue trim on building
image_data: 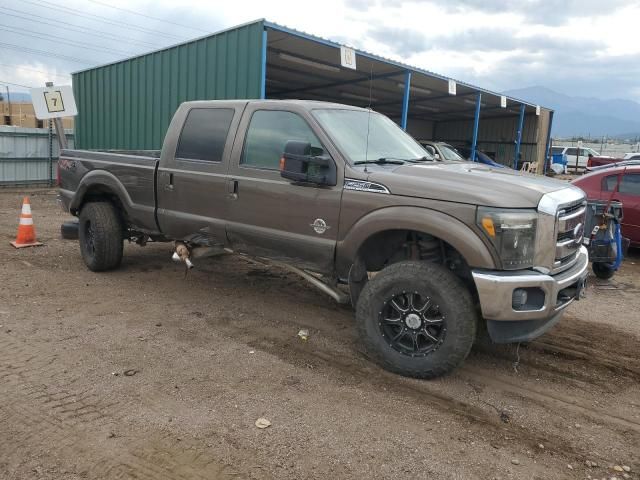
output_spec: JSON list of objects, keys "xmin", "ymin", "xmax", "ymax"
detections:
[
  {"xmin": 260, "ymin": 28, "xmax": 268, "ymax": 99},
  {"xmin": 543, "ymin": 111, "xmax": 554, "ymax": 174},
  {"xmin": 514, "ymin": 104, "xmax": 526, "ymax": 169},
  {"xmin": 470, "ymin": 93, "xmax": 482, "ymax": 161},
  {"xmin": 401, "ymin": 71, "xmax": 411, "ymax": 130}
]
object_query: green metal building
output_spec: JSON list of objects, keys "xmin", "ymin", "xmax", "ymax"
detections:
[{"xmin": 72, "ymin": 19, "xmax": 553, "ymax": 168}]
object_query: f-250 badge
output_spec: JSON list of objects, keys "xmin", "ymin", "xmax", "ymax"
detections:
[{"xmin": 310, "ymin": 218, "xmax": 330, "ymax": 234}]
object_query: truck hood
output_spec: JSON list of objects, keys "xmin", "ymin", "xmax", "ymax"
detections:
[{"xmin": 365, "ymin": 162, "xmax": 570, "ymax": 208}]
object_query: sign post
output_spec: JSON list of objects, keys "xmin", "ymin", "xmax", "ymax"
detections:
[
  {"xmin": 30, "ymin": 83, "xmax": 77, "ymax": 150},
  {"xmin": 575, "ymin": 140, "xmax": 583, "ymax": 172}
]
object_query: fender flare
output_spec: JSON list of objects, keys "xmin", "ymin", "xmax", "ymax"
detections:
[
  {"xmin": 336, "ymin": 206, "xmax": 498, "ymax": 277},
  {"xmin": 70, "ymin": 170, "xmax": 134, "ymax": 215}
]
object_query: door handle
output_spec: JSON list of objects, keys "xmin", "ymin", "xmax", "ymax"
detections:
[
  {"xmin": 164, "ymin": 173, "xmax": 174, "ymax": 191},
  {"xmin": 227, "ymin": 180, "xmax": 238, "ymax": 200}
]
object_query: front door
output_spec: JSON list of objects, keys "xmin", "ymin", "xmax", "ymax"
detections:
[
  {"xmin": 616, "ymin": 173, "xmax": 640, "ymax": 242},
  {"xmin": 156, "ymin": 104, "xmax": 243, "ymax": 245},
  {"xmin": 601, "ymin": 172, "xmax": 640, "ymax": 244},
  {"xmin": 226, "ymin": 105, "xmax": 343, "ymax": 273}
]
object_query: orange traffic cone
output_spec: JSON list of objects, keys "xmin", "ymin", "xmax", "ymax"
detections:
[{"xmin": 10, "ymin": 196, "xmax": 43, "ymax": 248}]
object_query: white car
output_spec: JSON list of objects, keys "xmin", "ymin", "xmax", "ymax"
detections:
[
  {"xmin": 550, "ymin": 146, "xmax": 600, "ymax": 171},
  {"xmin": 623, "ymin": 152, "xmax": 640, "ymax": 160}
]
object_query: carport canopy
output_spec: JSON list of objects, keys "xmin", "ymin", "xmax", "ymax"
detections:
[{"xmin": 262, "ymin": 21, "xmax": 545, "ymax": 166}]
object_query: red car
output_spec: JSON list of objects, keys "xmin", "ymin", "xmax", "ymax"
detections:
[{"xmin": 572, "ymin": 165, "xmax": 640, "ymax": 246}]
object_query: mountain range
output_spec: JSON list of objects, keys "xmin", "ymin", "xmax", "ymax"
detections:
[
  {"xmin": 0, "ymin": 92, "xmax": 31, "ymax": 102},
  {"xmin": 504, "ymin": 86, "xmax": 640, "ymax": 139}
]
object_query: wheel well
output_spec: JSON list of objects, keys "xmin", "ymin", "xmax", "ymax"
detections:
[
  {"xmin": 349, "ymin": 229, "xmax": 478, "ymax": 304},
  {"xmin": 75, "ymin": 186, "xmax": 128, "ymax": 227},
  {"xmin": 357, "ymin": 229, "xmax": 467, "ymax": 271}
]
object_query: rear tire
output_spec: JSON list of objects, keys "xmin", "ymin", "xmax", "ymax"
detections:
[
  {"xmin": 592, "ymin": 262, "xmax": 615, "ymax": 280},
  {"xmin": 79, "ymin": 202, "xmax": 123, "ymax": 272},
  {"xmin": 356, "ymin": 261, "xmax": 477, "ymax": 379}
]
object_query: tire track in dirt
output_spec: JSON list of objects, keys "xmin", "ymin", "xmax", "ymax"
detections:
[
  {"xmin": 0, "ymin": 335, "xmax": 247, "ymax": 480},
  {"xmin": 204, "ymin": 316, "xmax": 599, "ymax": 462},
  {"xmin": 459, "ymin": 365, "xmax": 640, "ymax": 432}
]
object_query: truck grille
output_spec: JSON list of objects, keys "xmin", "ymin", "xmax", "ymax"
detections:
[{"xmin": 554, "ymin": 199, "xmax": 587, "ymax": 271}]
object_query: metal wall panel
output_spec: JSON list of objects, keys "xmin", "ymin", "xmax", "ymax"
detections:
[
  {"xmin": 432, "ymin": 114, "xmax": 541, "ymax": 166},
  {"xmin": 73, "ymin": 21, "xmax": 264, "ymax": 150},
  {"xmin": 0, "ymin": 127, "xmax": 75, "ymax": 185}
]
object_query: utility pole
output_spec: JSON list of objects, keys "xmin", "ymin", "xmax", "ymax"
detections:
[{"xmin": 5, "ymin": 86, "xmax": 11, "ymax": 125}]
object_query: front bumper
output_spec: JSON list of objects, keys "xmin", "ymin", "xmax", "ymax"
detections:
[{"xmin": 472, "ymin": 245, "xmax": 589, "ymax": 343}]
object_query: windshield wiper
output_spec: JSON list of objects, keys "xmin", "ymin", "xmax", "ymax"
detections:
[
  {"xmin": 406, "ymin": 156, "xmax": 434, "ymax": 163},
  {"xmin": 354, "ymin": 158, "xmax": 406, "ymax": 165}
]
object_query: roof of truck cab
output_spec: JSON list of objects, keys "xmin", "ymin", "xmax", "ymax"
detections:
[{"xmin": 180, "ymin": 99, "xmax": 369, "ymax": 112}]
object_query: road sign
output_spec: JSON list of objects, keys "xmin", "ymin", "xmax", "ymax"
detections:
[
  {"xmin": 340, "ymin": 46, "xmax": 356, "ymax": 70},
  {"xmin": 500, "ymin": 96, "xmax": 507, "ymax": 108},
  {"xmin": 30, "ymin": 85, "xmax": 77, "ymax": 120}
]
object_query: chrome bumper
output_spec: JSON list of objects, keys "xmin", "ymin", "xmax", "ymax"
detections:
[{"xmin": 472, "ymin": 245, "xmax": 589, "ymax": 321}]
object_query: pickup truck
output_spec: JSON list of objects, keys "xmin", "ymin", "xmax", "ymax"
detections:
[{"xmin": 59, "ymin": 100, "xmax": 589, "ymax": 379}]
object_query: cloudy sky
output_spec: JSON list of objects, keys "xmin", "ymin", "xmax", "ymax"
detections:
[{"xmin": 1, "ymin": 0, "xmax": 639, "ymax": 102}]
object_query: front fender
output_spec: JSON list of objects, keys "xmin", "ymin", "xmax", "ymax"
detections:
[{"xmin": 336, "ymin": 206, "xmax": 497, "ymax": 277}]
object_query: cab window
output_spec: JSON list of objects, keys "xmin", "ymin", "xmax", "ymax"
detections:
[
  {"xmin": 241, "ymin": 110, "xmax": 323, "ymax": 170},
  {"xmin": 176, "ymin": 108, "xmax": 234, "ymax": 162}
]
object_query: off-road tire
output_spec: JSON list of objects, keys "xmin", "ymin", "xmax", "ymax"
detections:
[
  {"xmin": 592, "ymin": 262, "xmax": 615, "ymax": 280},
  {"xmin": 79, "ymin": 202, "xmax": 123, "ymax": 272},
  {"xmin": 356, "ymin": 260, "xmax": 477, "ymax": 379}
]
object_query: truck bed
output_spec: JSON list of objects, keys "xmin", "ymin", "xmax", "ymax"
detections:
[{"xmin": 59, "ymin": 149, "xmax": 160, "ymax": 231}]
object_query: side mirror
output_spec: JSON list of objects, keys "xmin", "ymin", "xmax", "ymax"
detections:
[
  {"xmin": 434, "ymin": 153, "xmax": 441, "ymax": 160},
  {"xmin": 280, "ymin": 141, "xmax": 336, "ymax": 186}
]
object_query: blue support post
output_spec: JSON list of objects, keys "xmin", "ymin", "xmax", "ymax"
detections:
[
  {"xmin": 543, "ymin": 110, "xmax": 554, "ymax": 174},
  {"xmin": 260, "ymin": 29, "xmax": 267, "ymax": 99},
  {"xmin": 470, "ymin": 93, "xmax": 482, "ymax": 162},
  {"xmin": 401, "ymin": 70, "xmax": 411, "ymax": 130},
  {"xmin": 513, "ymin": 104, "xmax": 526, "ymax": 169}
]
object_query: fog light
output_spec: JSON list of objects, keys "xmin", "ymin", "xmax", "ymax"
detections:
[{"xmin": 512, "ymin": 288, "xmax": 528, "ymax": 309}]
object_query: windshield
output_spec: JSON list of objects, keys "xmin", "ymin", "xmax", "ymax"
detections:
[
  {"xmin": 439, "ymin": 144, "xmax": 465, "ymax": 161},
  {"xmin": 311, "ymin": 109, "xmax": 432, "ymax": 163}
]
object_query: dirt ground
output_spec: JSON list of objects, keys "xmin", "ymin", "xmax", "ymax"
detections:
[{"xmin": 1, "ymin": 189, "xmax": 638, "ymax": 480}]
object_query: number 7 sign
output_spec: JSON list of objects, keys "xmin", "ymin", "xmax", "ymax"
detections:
[
  {"xmin": 30, "ymin": 84, "xmax": 77, "ymax": 119},
  {"xmin": 44, "ymin": 90, "xmax": 65, "ymax": 113}
]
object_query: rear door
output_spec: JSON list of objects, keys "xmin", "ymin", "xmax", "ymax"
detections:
[
  {"xmin": 156, "ymin": 104, "xmax": 243, "ymax": 245},
  {"xmin": 566, "ymin": 147, "xmax": 581, "ymax": 169},
  {"xmin": 225, "ymin": 104, "xmax": 343, "ymax": 273}
]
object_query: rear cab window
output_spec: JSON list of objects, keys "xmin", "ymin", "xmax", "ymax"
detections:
[
  {"xmin": 176, "ymin": 108, "xmax": 235, "ymax": 162},
  {"xmin": 241, "ymin": 110, "xmax": 324, "ymax": 170}
]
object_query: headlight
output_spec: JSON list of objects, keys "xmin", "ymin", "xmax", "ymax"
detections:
[{"xmin": 477, "ymin": 207, "xmax": 537, "ymax": 270}]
